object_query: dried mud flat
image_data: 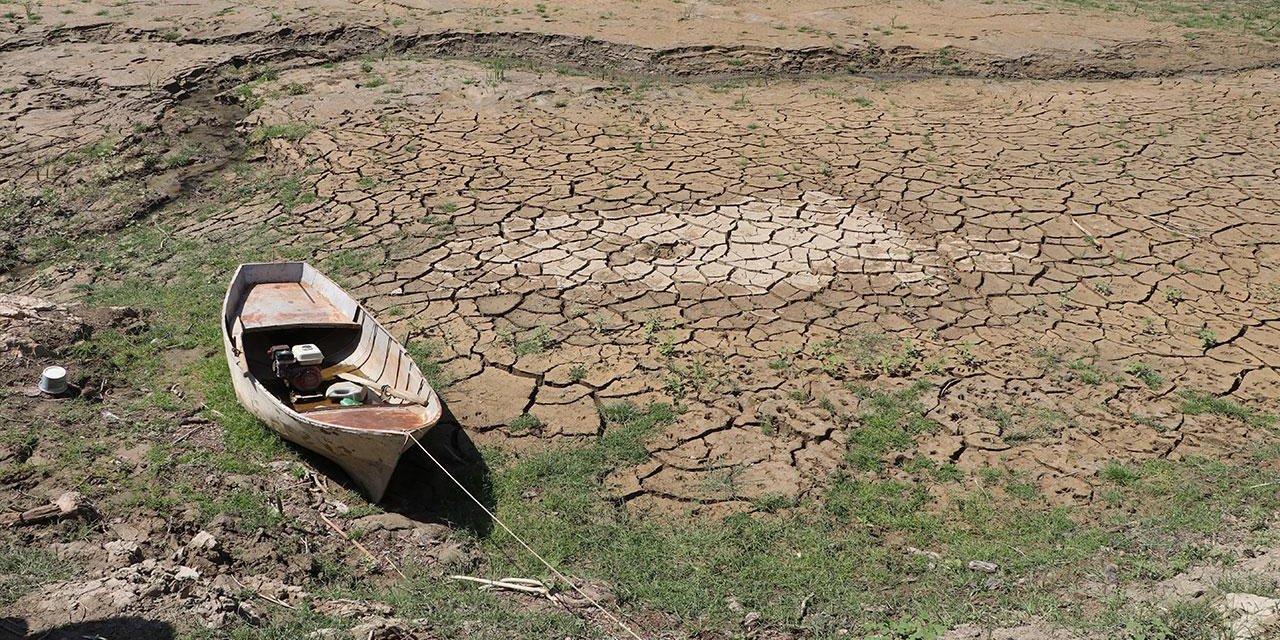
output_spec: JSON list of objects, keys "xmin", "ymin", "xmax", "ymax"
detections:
[{"xmin": 2, "ymin": 0, "xmax": 1280, "ymax": 638}]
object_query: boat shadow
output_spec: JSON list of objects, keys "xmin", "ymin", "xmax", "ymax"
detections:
[
  {"xmin": 281, "ymin": 400, "xmax": 495, "ymax": 537},
  {"xmin": 0, "ymin": 616, "xmax": 175, "ymax": 639},
  {"xmin": 378, "ymin": 401, "xmax": 496, "ymax": 538}
]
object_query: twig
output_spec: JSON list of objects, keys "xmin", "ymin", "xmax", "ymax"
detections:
[
  {"xmin": 797, "ymin": 592, "xmax": 815, "ymax": 622},
  {"xmin": 171, "ymin": 423, "xmax": 204, "ymax": 445},
  {"xmin": 1246, "ymin": 481, "xmax": 1277, "ymax": 490},
  {"xmin": 230, "ymin": 576, "xmax": 295, "ymax": 610},
  {"xmin": 449, "ymin": 575, "xmax": 553, "ymax": 598},
  {"xmin": 1069, "ymin": 217, "xmax": 1100, "ymax": 250},
  {"xmin": 0, "ymin": 491, "xmax": 89, "ymax": 527},
  {"xmin": 318, "ymin": 512, "xmax": 406, "ymax": 579}
]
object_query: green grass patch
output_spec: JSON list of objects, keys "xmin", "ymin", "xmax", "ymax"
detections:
[
  {"xmin": 249, "ymin": 122, "xmax": 312, "ymax": 144},
  {"xmin": 845, "ymin": 381, "xmax": 938, "ymax": 470},
  {"xmin": 469, "ymin": 389, "xmax": 1279, "ymax": 635},
  {"xmin": 406, "ymin": 338, "xmax": 453, "ymax": 393},
  {"xmin": 0, "ymin": 544, "xmax": 74, "ymax": 605},
  {"xmin": 508, "ymin": 413, "xmax": 543, "ymax": 432},
  {"xmin": 1052, "ymin": 0, "xmax": 1280, "ymax": 41},
  {"xmin": 1178, "ymin": 390, "xmax": 1277, "ymax": 429}
]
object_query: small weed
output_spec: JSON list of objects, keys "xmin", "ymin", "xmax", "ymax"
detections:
[
  {"xmin": 506, "ymin": 325, "xmax": 554, "ymax": 357},
  {"xmin": 568, "ymin": 365, "xmax": 588, "ymax": 383},
  {"xmin": 1195, "ymin": 327, "xmax": 1216, "ymax": 349},
  {"xmin": 767, "ymin": 349, "xmax": 793, "ymax": 372},
  {"xmin": 508, "ymin": 414, "xmax": 544, "ymax": 432},
  {"xmin": 1178, "ymin": 391, "xmax": 1276, "ymax": 429},
  {"xmin": 487, "ymin": 59, "xmax": 508, "ymax": 85},
  {"xmin": 1164, "ymin": 288, "xmax": 1185, "ymax": 304},
  {"xmin": 1099, "ymin": 461, "xmax": 1140, "ymax": 486},
  {"xmin": 1067, "ymin": 359, "xmax": 1107, "ymax": 385},
  {"xmin": 1124, "ymin": 361, "xmax": 1164, "ymax": 390},
  {"xmin": 248, "ymin": 122, "xmax": 311, "ymax": 144}
]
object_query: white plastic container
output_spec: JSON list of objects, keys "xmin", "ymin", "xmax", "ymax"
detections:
[
  {"xmin": 325, "ymin": 381, "xmax": 366, "ymax": 403},
  {"xmin": 39, "ymin": 366, "xmax": 68, "ymax": 395}
]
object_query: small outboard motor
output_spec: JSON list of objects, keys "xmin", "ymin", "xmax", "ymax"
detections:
[{"xmin": 268, "ymin": 344, "xmax": 324, "ymax": 393}]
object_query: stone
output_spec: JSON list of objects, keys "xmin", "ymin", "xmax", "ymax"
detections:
[
  {"xmin": 103, "ymin": 540, "xmax": 142, "ymax": 566},
  {"xmin": 967, "ymin": 560, "xmax": 999, "ymax": 573},
  {"xmin": 1222, "ymin": 593, "xmax": 1280, "ymax": 640},
  {"xmin": 354, "ymin": 512, "xmax": 421, "ymax": 532},
  {"xmin": 315, "ymin": 598, "xmax": 395, "ymax": 619}
]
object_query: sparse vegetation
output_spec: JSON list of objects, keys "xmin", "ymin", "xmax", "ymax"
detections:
[
  {"xmin": 1179, "ymin": 390, "xmax": 1277, "ymax": 429},
  {"xmin": 407, "ymin": 338, "xmax": 453, "ymax": 392},
  {"xmin": 508, "ymin": 413, "xmax": 544, "ymax": 432},
  {"xmin": 845, "ymin": 381, "xmax": 937, "ymax": 470},
  {"xmin": 504, "ymin": 325, "xmax": 555, "ymax": 357},
  {"xmin": 0, "ymin": 546, "xmax": 73, "ymax": 605},
  {"xmin": 1125, "ymin": 361, "xmax": 1165, "ymax": 389},
  {"xmin": 248, "ymin": 122, "xmax": 312, "ymax": 144},
  {"xmin": 1055, "ymin": 0, "xmax": 1280, "ymax": 41}
]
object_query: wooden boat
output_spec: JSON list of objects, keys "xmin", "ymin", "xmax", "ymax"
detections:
[{"xmin": 221, "ymin": 262, "xmax": 443, "ymax": 501}]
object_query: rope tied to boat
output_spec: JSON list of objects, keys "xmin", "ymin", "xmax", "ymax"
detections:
[{"xmin": 405, "ymin": 432, "xmax": 646, "ymax": 640}]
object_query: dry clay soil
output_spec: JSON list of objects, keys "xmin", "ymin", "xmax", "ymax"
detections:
[{"xmin": 2, "ymin": 0, "xmax": 1280, "ymax": 636}]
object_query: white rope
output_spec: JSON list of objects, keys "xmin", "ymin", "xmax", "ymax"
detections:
[{"xmin": 405, "ymin": 432, "xmax": 646, "ymax": 640}]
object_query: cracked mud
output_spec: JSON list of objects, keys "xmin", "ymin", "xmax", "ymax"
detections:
[{"xmin": 4, "ymin": 1, "xmax": 1280, "ymax": 518}]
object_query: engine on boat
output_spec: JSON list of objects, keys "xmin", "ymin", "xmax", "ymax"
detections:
[{"xmin": 268, "ymin": 344, "xmax": 323, "ymax": 393}]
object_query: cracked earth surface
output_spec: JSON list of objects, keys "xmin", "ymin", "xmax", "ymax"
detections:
[{"xmin": 3, "ymin": 0, "xmax": 1280, "ymax": 517}]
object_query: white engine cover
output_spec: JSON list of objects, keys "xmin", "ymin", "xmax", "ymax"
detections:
[{"xmin": 291, "ymin": 343, "xmax": 323, "ymax": 366}]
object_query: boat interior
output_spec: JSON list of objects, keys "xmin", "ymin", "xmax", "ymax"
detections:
[{"xmin": 231, "ymin": 277, "xmax": 436, "ymax": 433}]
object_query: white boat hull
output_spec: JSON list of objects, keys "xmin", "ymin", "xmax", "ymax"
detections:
[{"xmin": 222, "ymin": 262, "xmax": 443, "ymax": 501}]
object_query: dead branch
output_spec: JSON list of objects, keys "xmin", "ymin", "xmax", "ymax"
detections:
[
  {"xmin": 1, "ymin": 491, "xmax": 90, "ymax": 527},
  {"xmin": 230, "ymin": 576, "xmax": 296, "ymax": 610},
  {"xmin": 171, "ymin": 423, "xmax": 204, "ymax": 445},
  {"xmin": 318, "ymin": 512, "xmax": 406, "ymax": 579},
  {"xmin": 449, "ymin": 575, "xmax": 554, "ymax": 598}
]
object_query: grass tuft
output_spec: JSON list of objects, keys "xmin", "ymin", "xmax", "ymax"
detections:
[{"xmin": 1178, "ymin": 390, "xmax": 1277, "ymax": 429}]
